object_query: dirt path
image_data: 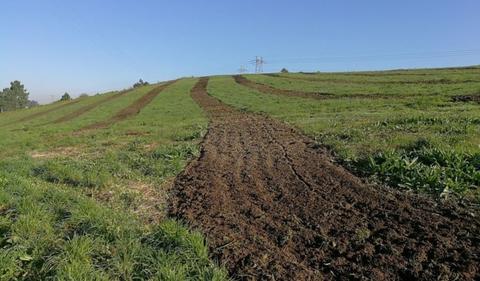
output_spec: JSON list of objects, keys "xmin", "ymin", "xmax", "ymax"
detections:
[
  {"xmin": 52, "ymin": 89, "xmax": 134, "ymax": 124},
  {"xmin": 170, "ymin": 78, "xmax": 480, "ymax": 280},
  {"xmin": 81, "ymin": 81, "xmax": 176, "ymax": 130}
]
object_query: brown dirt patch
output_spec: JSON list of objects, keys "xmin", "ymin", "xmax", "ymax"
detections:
[
  {"xmin": 451, "ymin": 95, "xmax": 480, "ymax": 103},
  {"xmin": 170, "ymin": 78, "xmax": 480, "ymax": 280},
  {"xmin": 52, "ymin": 89, "xmax": 135, "ymax": 124},
  {"xmin": 80, "ymin": 81, "xmax": 176, "ymax": 130}
]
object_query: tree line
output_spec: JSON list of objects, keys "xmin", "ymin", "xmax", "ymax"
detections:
[
  {"xmin": 1, "ymin": 78, "xmax": 150, "ymax": 113},
  {"xmin": 0, "ymin": 81, "xmax": 38, "ymax": 112}
]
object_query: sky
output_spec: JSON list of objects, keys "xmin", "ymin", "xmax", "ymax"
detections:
[{"xmin": 1, "ymin": 0, "xmax": 479, "ymax": 103}]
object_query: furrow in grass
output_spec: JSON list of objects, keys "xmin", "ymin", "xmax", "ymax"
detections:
[
  {"xmin": 51, "ymin": 88, "xmax": 135, "ymax": 124},
  {"xmin": 80, "ymin": 81, "xmax": 176, "ymax": 130}
]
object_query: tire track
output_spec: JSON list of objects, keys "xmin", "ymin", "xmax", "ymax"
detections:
[
  {"xmin": 170, "ymin": 77, "xmax": 480, "ymax": 280},
  {"xmin": 80, "ymin": 81, "xmax": 176, "ymax": 130}
]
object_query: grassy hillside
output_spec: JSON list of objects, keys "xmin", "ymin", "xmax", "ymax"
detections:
[
  {"xmin": 246, "ymin": 66, "xmax": 480, "ymax": 97},
  {"xmin": 0, "ymin": 79, "xmax": 226, "ymax": 280},
  {"xmin": 0, "ymin": 66, "xmax": 479, "ymax": 280}
]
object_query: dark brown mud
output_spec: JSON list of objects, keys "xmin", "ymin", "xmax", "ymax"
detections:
[{"xmin": 170, "ymin": 78, "xmax": 480, "ymax": 281}]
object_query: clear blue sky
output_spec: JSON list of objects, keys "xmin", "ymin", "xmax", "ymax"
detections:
[{"xmin": 1, "ymin": 0, "xmax": 479, "ymax": 103}]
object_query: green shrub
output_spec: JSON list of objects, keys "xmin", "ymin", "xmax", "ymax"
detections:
[{"xmin": 350, "ymin": 140, "xmax": 480, "ymax": 199}]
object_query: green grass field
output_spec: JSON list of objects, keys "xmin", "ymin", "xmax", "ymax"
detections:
[
  {"xmin": 0, "ymin": 79, "xmax": 227, "ymax": 280},
  {"xmin": 246, "ymin": 66, "xmax": 480, "ymax": 97},
  {"xmin": 0, "ymin": 66, "xmax": 479, "ymax": 280}
]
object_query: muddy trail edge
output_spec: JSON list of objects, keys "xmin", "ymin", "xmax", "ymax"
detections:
[
  {"xmin": 80, "ymin": 81, "xmax": 176, "ymax": 130},
  {"xmin": 170, "ymin": 78, "xmax": 480, "ymax": 281}
]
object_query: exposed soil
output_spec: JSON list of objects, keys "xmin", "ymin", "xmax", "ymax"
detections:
[
  {"xmin": 0, "ymin": 99, "xmax": 82, "ymax": 128},
  {"xmin": 170, "ymin": 78, "xmax": 480, "ymax": 281},
  {"xmin": 451, "ymin": 95, "xmax": 480, "ymax": 103},
  {"xmin": 81, "ymin": 81, "xmax": 176, "ymax": 130},
  {"xmin": 52, "ymin": 89, "xmax": 134, "ymax": 124},
  {"xmin": 265, "ymin": 73, "xmax": 480, "ymax": 85}
]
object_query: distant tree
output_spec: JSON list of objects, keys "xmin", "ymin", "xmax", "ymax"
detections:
[
  {"xmin": 79, "ymin": 93, "xmax": 89, "ymax": 98},
  {"xmin": 133, "ymin": 79, "xmax": 149, "ymax": 88},
  {"xmin": 0, "ymin": 92, "xmax": 4, "ymax": 112},
  {"xmin": 27, "ymin": 100, "xmax": 39, "ymax": 108},
  {"xmin": 0, "ymin": 80, "xmax": 30, "ymax": 112},
  {"xmin": 280, "ymin": 68, "xmax": 289, "ymax": 73},
  {"xmin": 60, "ymin": 92, "xmax": 71, "ymax": 101}
]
